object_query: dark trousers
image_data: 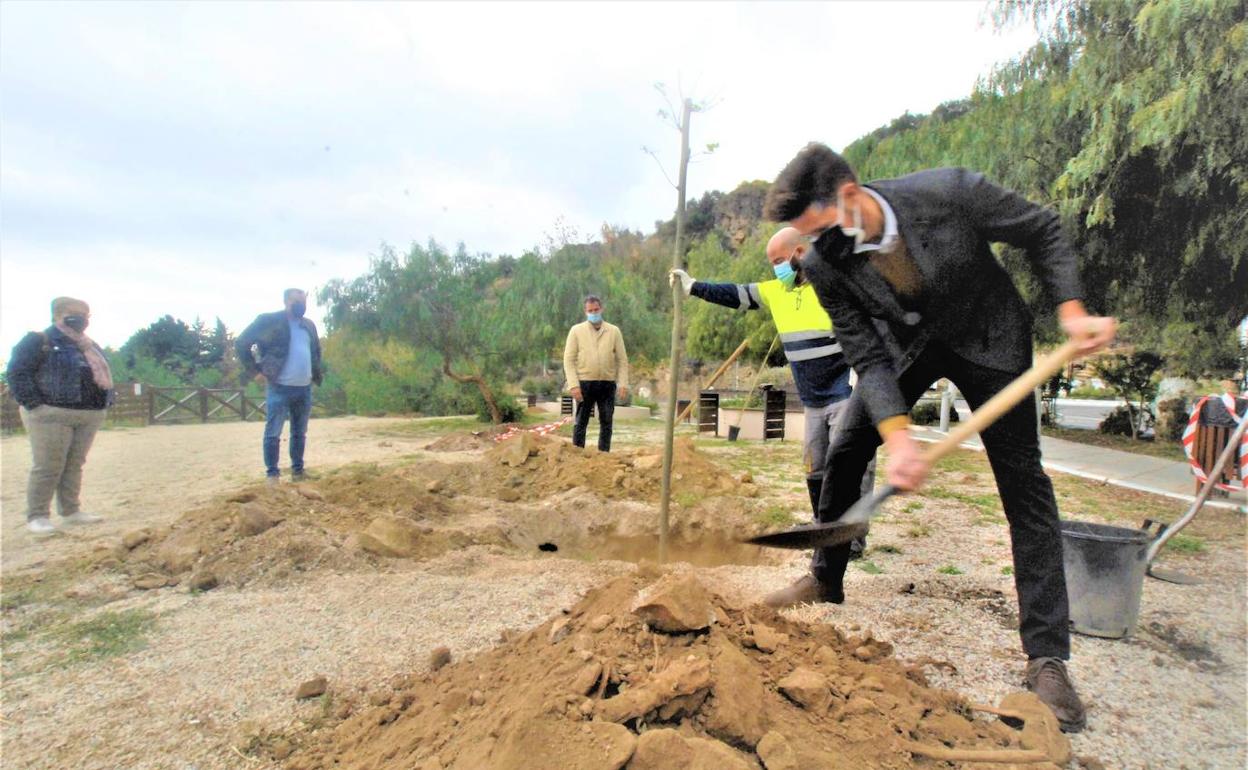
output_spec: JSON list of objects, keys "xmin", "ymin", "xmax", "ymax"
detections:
[
  {"xmin": 814, "ymin": 341, "xmax": 1070, "ymax": 660},
  {"xmin": 264, "ymin": 383, "xmax": 312, "ymax": 477},
  {"xmin": 572, "ymin": 380, "xmax": 616, "ymax": 452}
]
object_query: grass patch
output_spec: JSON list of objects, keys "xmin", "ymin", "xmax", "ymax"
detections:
[
  {"xmin": 1163, "ymin": 534, "xmax": 1206, "ymax": 554},
  {"xmin": 869, "ymin": 543, "xmax": 902, "ymax": 555},
  {"xmin": 52, "ymin": 609, "xmax": 157, "ymax": 665},
  {"xmin": 674, "ymin": 492, "xmax": 700, "ymax": 508},
  {"xmin": 756, "ymin": 506, "xmax": 797, "ymax": 528},
  {"xmin": 902, "ymin": 501, "xmax": 924, "ymax": 514},
  {"xmin": 905, "ymin": 523, "xmax": 932, "ymax": 538},
  {"xmin": 1042, "ymin": 426, "xmax": 1186, "ymax": 463},
  {"xmin": 856, "ymin": 560, "xmax": 884, "ymax": 574},
  {"xmin": 1001, "ymin": 565, "xmax": 1014, "ymax": 576},
  {"xmin": 936, "ymin": 565, "xmax": 964, "ymax": 576}
]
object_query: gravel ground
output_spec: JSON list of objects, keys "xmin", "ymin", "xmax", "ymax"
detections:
[
  {"xmin": 1, "ymin": 416, "xmax": 433, "ymax": 573},
  {"xmin": 2, "ymin": 417, "xmax": 1244, "ymax": 769}
]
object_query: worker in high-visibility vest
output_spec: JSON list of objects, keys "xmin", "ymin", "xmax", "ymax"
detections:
[{"xmin": 670, "ymin": 227, "xmax": 875, "ymax": 605}]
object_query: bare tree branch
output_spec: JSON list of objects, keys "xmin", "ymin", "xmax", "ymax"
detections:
[{"xmin": 642, "ymin": 145, "xmax": 679, "ymax": 189}]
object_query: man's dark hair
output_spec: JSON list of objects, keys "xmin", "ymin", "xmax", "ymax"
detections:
[
  {"xmin": 763, "ymin": 143, "xmax": 858, "ymax": 222},
  {"xmin": 284, "ymin": 288, "xmax": 305, "ymax": 303},
  {"xmin": 583, "ymin": 294, "xmax": 602, "ymax": 306}
]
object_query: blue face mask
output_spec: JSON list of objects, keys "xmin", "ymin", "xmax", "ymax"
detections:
[
  {"xmin": 773, "ymin": 261, "xmax": 797, "ymax": 288},
  {"xmin": 587, "ymin": 312, "xmax": 603, "ymax": 324}
]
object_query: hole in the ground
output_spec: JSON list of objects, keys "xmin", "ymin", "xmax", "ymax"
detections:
[{"xmin": 521, "ymin": 527, "xmax": 778, "ymax": 567}]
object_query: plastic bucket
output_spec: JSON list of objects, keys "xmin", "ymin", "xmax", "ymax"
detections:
[
  {"xmin": 1060, "ymin": 520, "xmax": 1151, "ymax": 638},
  {"xmin": 727, "ymin": 425, "xmax": 741, "ymax": 442}
]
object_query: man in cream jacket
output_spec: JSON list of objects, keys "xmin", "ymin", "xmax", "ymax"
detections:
[{"xmin": 563, "ymin": 295, "xmax": 629, "ymax": 452}]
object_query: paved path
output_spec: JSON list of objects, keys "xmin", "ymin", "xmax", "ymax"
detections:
[{"xmin": 911, "ymin": 425, "xmax": 1246, "ymax": 510}]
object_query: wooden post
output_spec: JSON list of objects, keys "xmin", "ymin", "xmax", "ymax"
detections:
[
  {"xmin": 199, "ymin": 388, "xmax": 209, "ymax": 423},
  {"xmin": 147, "ymin": 388, "xmax": 156, "ymax": 425},
  {"xmin": 658, "ymin": 97, "xmax": 693, "ymax": 565}
]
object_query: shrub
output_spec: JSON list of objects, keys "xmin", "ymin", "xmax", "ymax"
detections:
[
  {"xmin": 910, "ymin": 400, "xmax": 959, "ymax": 426},
  {"xmin": 1098, "ymin": 405, "xmax": 1135, "ymax": 436},
  {"xmin": 478, "ymin": 393, "xmax": 524, "ymax": 423},
  {"xmin": 520, "ymin": 375, "xmax": 561, "ymax": 399},
  {"xmin": 1154, "ymin": 397, "xmax": 1189, "ymax": 443}
]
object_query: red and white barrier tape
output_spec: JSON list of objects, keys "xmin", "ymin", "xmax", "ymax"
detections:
[
  {"xmin": 492, "ymin": 416, "xmax": 573, "ymax": 443},
  {"xmin": 1180, "ymin": 393, "xmax": 1247, "ymax": 492}
]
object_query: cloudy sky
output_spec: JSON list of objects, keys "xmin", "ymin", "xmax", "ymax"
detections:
[{"xmin": 0, "ymin": 1, "xmax": 1036, "ymax": 355}]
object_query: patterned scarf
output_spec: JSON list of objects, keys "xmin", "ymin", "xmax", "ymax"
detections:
[{"xmin": 55, "ymin": 321, "xmax": 114, "ymax": 391}]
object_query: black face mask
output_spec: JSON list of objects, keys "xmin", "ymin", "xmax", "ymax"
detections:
[
  {"xmin": 63, "ymin": 315, "xmax": 88, "ymax": 333},
  {"xmin": 811, "ymin": 226, "xmax": 858, "ymax": 262},
  {"xmin": 290, "ymin": 302, "xmax": 307, "ymax": 318},
  {"xmin": 787, "ymin": 256, "xmax": 807, "ymax": 287}
]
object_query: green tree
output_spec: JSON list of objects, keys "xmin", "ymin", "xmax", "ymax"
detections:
[
  {"xmin": 1095, "ymin": 351, "xmax": 1163, "ymax": 439},
  {"xmin": 321, "ymin": 241, "xmax": 516, "ymax": 422}
]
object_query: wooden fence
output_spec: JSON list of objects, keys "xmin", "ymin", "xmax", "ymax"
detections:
[{"xmin": 1, "ymin": 383, "xmax": 339, "ymax": 434}]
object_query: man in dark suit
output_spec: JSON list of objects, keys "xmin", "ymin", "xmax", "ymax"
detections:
[{"xmin": 762, "ymin": 143, "xmax": 1116, "ymax": 733}]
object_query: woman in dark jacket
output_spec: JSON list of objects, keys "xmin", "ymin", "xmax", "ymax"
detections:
[{"xmin": 6, "ymin": 297, "xmax": 114, "ymax": 536}]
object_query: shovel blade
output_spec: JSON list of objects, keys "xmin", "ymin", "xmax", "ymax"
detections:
[
  {"xmin": 1146, "ymin": 565, "xmax": 1202, "ymax": 585},
  {"xmin": 745, "ymin": 485, "xmax": 898, "ymax": 550},
  {"xmin": 746, "ymin": 520, "xmax": 871, "ymax": 550}
]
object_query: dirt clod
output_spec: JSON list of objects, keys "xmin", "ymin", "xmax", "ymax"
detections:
[
  {"xmin": 238, "ymin": 503, "xmax": 278, "ymax": 537},
  {"xmin": 777, "ymin": 667, "xmax": 832, "ymax": 713},
  {"xmin": 294, "ymin": 676, "xmax": 327, "ymax": 700},
  {"xmin": 132, "ymin": 572, "xmax": 169, "ymax": 590},
  {"xmin": 121, "ymin": 529, "xmax": 151, "ymax": 550},
  {"xmin": 429, "ymin": 646, "xmax": 452, "ymax": 672},
  {"xmin": 632, "ymin": 572, "xmax": 716, "ymax": 633},
  {"xmin": 756, "ymin": 731, "xmax": 798, "ymax": 770},
  {"xmin": 188, "ymin": 570, "xmax": 219, "ymax": 591}
]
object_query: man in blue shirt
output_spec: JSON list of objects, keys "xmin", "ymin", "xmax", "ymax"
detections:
[{"xmin": 235, "ymin": 289, "xmax": 323, "ymax": 482}]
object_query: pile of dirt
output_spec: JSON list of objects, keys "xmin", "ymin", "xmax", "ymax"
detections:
[
  {"xmin": 98, "ymin": 436, "xmax": 774, "ymax": 589},
  {"xmin": 284, "ymin": 571, "xmax": 1070, "ymax": 770},
  {"xmin": 98, "ymin": 469, "xmax": 498, "ymax": 590},
  {"xmin": 425, "ymin": 425, "xmax": 510, "ymax": 452},
  {"xmin": 477, "ymin": 433, "xmax": 756, "ymax": 503}
]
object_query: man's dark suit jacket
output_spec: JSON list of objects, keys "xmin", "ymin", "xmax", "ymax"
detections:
[{"xmin": 800, "ymin": 167, "xmax": 1084, "ymax": 427}]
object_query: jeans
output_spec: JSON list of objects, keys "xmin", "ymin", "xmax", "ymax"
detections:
[
  {"xmin": 804, "ymin": 399, "xmax": 876, "ymax": 554},
  {"xmin": 19, "ymin": 405, "xmax": 106, "ymax": 520},
  {"xmin": 264, "ymin": 384, "xmax": 312, "ymax": 477},
  {"xmin": 813, "ymin": 340, "xmax": 1070, "ymax": 659},
  {"xmin": 803, "ymin": 399, "xmax": 877, "ymax": 497},
  {"xmin": 572, "ymin": 380, "xmax": 616, "ymax": 452}
]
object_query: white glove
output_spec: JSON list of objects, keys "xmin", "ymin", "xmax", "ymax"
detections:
[{"xmin": 669, "ymin": 269, "xmax": 695, "ymax": 296}]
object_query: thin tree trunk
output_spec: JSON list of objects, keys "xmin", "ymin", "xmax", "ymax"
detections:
[
  {"xmin": 658, "ymin": 98, "xmax": 693, "ymax": 565},
  {"xmin": 443, "ymin": 359, "xmax": 503, "ymax": 424}
]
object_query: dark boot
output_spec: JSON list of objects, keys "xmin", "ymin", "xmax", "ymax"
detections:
[
  {"xmin": 1024, "ymin": 657, "xmax": 1086, "ymax": 733},
  {"xmin": 762, "ymin": 575, "xmax": 844, "ymax": 609}
]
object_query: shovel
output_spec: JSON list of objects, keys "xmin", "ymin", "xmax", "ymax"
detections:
[
  {"xmin": 747, "ymin": 338, "xmax": 1083, "ymax": 550},
  {"xmin": 1141, "ymin": 414, "xmax": 1248, "ymax": 584},
  {"xmin": 728, "ymin": 334, "xmax": 780, "ymax": 441}
]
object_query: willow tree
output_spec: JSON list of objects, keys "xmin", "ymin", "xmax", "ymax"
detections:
[
  {"xmin": 843, "ymin": 0, "xmax": 1246, "ymax": 374},
  {"xmin": 319, "ymin": 240, "xmax": 512, "ymax": 422}
]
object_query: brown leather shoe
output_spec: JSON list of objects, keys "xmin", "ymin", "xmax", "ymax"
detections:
[
  {"xmin": 762, "ymin": 575, "xmax": 844, "ymax": 609},
  {"xmin": 1024, "ymin": 657, "xmax": 1086, "ymax": 733}
]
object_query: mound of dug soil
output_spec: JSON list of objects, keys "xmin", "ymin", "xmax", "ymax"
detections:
[
  {"xmin": 285, "ymin": 572, "xmax": 1068, "ymax": 770},
  {"xmin": 477, "ymin": 433, "xmax": 755, "ymax": 503},
  {"xmin": 100, "ymin": 436, "xmax": 774, "ymax": 589}
]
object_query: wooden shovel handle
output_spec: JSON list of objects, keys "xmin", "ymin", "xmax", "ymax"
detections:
[
  {"xmin": 675, "ymin": 336, "xmax": 752, "ymax": 423},
  {"xmin": 922, "ymin": 339, "xmax": 1082, "ymax": 464}
]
